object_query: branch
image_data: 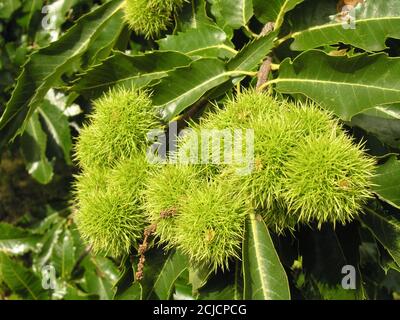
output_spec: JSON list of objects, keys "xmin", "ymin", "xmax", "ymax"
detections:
[
  {"xmin": 256, "ymin": 22, "xmax": 276, "ymax": 91},
  {"xmin": 256, "ymin": 57, "xmax": 273, "ymax": 90}
]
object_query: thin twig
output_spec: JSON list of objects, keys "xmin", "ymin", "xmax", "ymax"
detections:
[
  {"xmin": 260, "ymin": 22, "xmax": 276, "ymax": 37},
  {"xmin": 256, "ymin": 22, "xmax": 276, "ymax": 91},
  {"xmin": 135, "ymin": 208, "xmax": 178, "ymax": 281},
  {"xmin": 135, "ymin": 224, "xmax": 157, "ymax": 281},
  {"xmin": 256, "ymin": 57, "xmax": 273, "ymax": 90}
]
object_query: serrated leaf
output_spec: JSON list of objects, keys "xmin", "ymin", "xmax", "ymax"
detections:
[
  {"xmin": 283, "ymin": 0, "xmax": 337, "ymax": 36},
  {"xmin": 113, "ymin": 255, "xmax": 136, "ymax": 299},
  {"xmin": 32, "ymin": 212, "xmax": 63, "ymax": 235},
  {"xmin": 212, "ymin": 0, "xmax": 253, "ymax": 29},
  {"xmin": 176, "ymin": 0, "xmax": 212, "ymax": 31},
  {"xmin": 115, "ymin": 282, "xmax": 143, "ymax": 300},
  {"xmin": 20, "ymin": 112, "xmax": 54, "ymax": 184},
  {"xmin": 139, "ymin": 247, "xmax": 178, "ymax": 299},
  {"xmin": 198, "ymin": 262, "xmax": 242, "ymax": 300},
  {"xmin": 40, "ymin": 0, "xmax": 80, "ymax": 42},
  {"xmin": 243, "ymin": 214, "xmax": 290, "ymax": 300},
  {"xmin": 72, "ymin": 51, "xmax": 192, "ymax": 100},
  {"xmin": 34, "ymin": 220, "xmax": 65, "ymax": 272},
  {"xmin": 270, "ymin": 50, "xmax": 400, "ymax": 121},
  {"xmin": 0, "ymin": 252, "xmax": 49, "ymax": 300},
  {"xmin": 253, "ymin": 0, "xmax": 305, "ymax": 28},
  {"xmin": 361, "ymin": 206, "xmax": 400, "ymax": 267},
  {"xmin": 290, "ymin": 0, "xmax": 400, "ymax": 51},
  {"xmin": 147, "ymin": 251, "xmax": 188, "ymax": 300},
  {"xmin": 204, "ymin": 30, "xmax": 277, "ymax": 100},
  {"xmin": 361, "ymin": 104, "xmax": 400, "ymax": 120},
  {"xmin": 82, "ymin": 256, "xmax": 119, "ymax": 300},
  {"xmin": 0, "ymin": 0, "xmax": 124, "ymax": 147},
  {"xmin": 372, "ymin": 156, "xmax": 400, "ymax": 209},
  {"xmin": 38, "ymin": 97, "xmax": 72, "ymax": 165},
  {"xmin": 52, "ymin": 228, "xmax": 76, "ymax": 280},
  {"xmin": 227, "ymin": 31, "xmax": 277, "ymax": 72},
  {"xmin": 0, "ymin": 223, "xmax": 40, "ymax": 255},
  {"xmin": 188, "ymin": 263, "xmax": 213, "ymax": 295},
  {"xmin": 152, "ymin": 58, "xmax": 231, "ymax": 120},
  {"xmin": 298, "ymin": 224, "xmax": 364, "ymax": 300},
  {"xmin": 158, "ymin": 24, "xmax": 236, "ymax": 59},
  {"xmin": 54, "ymin": 282, "xmax": 94, "ymax": 300},
  {"xmin": 350, "ymin": 112, "xmax": 400, "ymax": 149},
  {"xmin": 153, "ymin": 32, "xmax": 277, "ymax": 120},
  {"xmin": 173, "ymin": 274, "xmax": 195, "ymax": 300},
  {"xmin": 208, "ymin": 0, "xmax": 234, "ymax": 36},
  {"xmin": 82, "ymin": 8, "xmax": 125, "ymax": 67}
]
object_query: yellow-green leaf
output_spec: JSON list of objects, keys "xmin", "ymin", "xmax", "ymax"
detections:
[{"xmin": 243, "ymin": 214, "xmax": 290, "ymax": 300}]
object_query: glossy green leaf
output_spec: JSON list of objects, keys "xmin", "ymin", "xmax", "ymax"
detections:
[
  {"xmin": 32, "ymin": 212, "xmax": 63, "ymax": 235},
  {"xmin": 362, "ymin": 104, "xmax": 400, "ymax": 120},
  {"xmin": 212, "ymin": 0, "xmax": 253, "ymax": 29},
  {"xmin": 199, "ymin": 284, "xmax": 237, "ymax": 300},
  {"xmin": 290, "ymin": 0, "xmax": 400, "ymax": 51},
  {"xmin": 233, "ymin": 261, "xmax": 243, "ymax": 300},
  {"xmin": 188, "ymin": 263, "xmax": 213, "ymax": 295},
  {"xmin": 33, "ymin": 221, "xmax": 65, "ymax": 271},
  {"xmin": 352, "ymin": 105, "xmax": 400, "ymax": 149},
  {"xmin": 152, "ymin": 58, "xmax": 231, "ymax": 120},
  {"xmin": 0, "ymin": 223, "xmax": 40, "ymax": 255},
  {"xmin": 158, "ymin": 24, "xmax": 236, "ymax": 59},
  {"xmin": 372, "ymin": 156, "xmax": 400, "ymax": 209},
  {"xmin": 0, "ymin": 0, "xmax": 124, "ymax": 147},
  {"xmin": 41, "ymin": 0, "xmax": 80, "ymax": 34},
  {"xmin": 205, "ymin": 30, "xmax": 277, "ymax": 99},
  {"xmin": 173, "ymin": 275, "xmax": 195, "ymax": 300},
  {"xmin": 271, "ymin": 50, "xmax": 400, "ymax": 121},
  {"xmin": 243, "ymin": 214, "xmax": 290, "ymax": 300},
  {"xmin": 72, "ymin": 51, "xmax": 192, "ymax": 100},
  {"xmin": 113, "ymin": 255, "xmax": 136, "ymax": 299},
  {"xmin": 58, "ymin": 283, "xmax": 95, "ymax": 300},
  {"xmin": 198, "ymin": 262, "xmax": 243, "ymax": 300},
  {"xmin": 350, "ymin": 112, "xmax": 400, "ymax": 149},
  {"xmin": 153, "ymin": 31, "xmax": 277, "ymax": 121},
  {"xmin": 115, "ymin": 282, "xmax": 143, "ymax": 300},
  {"xmin": 139, "ymin": 248, "xmax": 179, "ymax": 299},
  {"xmin": 147, "ymin": 251, "xmax": 188, "ymax": 300},
  {"xmin": 227, "ymin": 31, "xmax": 277, "ymax": 72},
  {"xmin": 20, "ymin": 112, "xmax": 54, "ymax": 184},
  {"xmin": 176, "ymin": 0, "xmax": 212, "ymax": 31},
  {"xmin": 82, "ymin": 8, "xmax": 125, "ymax": 67},
  {"xmin": 208, "ymin": 0, "xmax": 233, "ymax": 36},
  {"xmin": 52, "ymin": 228, "xmax": 76, "ymax": 280},
  {"xmin": 361, "ymin": 207, "xmax": 400, "ymax": 267},
  {"xmin": 282, "ymin": 0, "xmax": 338, "ymax": 38},
  {"xmin": 21, "ymin": 0, "xmax": 44, "ymax": 32},
  {"xmin": 0, "ymin": 0, "xmax": 21, "ymax": 19},
  {"xmin": 298, "ymin": 224, "xmax": 364, "ymax": 300},
  {"xmin": 253, "ymin": 0, "xmax": 304, "ymax": 27},
  {"xmin": 0, "ymin": 253, "xmax": 49, "ymax": 300},
  {"xmin": 38, "ymin": 97, "xmax": 72, "ymax": 165},
  {"xmin": 82, "ymin": 256, "xmax": 120, "ymax": 300}
]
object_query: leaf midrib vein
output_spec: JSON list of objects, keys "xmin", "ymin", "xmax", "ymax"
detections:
[{"xmin": 292, "ymin": 16, "xmax": 400, "ymax": 38}]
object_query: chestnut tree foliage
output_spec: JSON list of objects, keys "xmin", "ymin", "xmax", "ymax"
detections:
[{"xmin": 0, "ymin": 0, "xmax": 400, "ymax": 300}]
